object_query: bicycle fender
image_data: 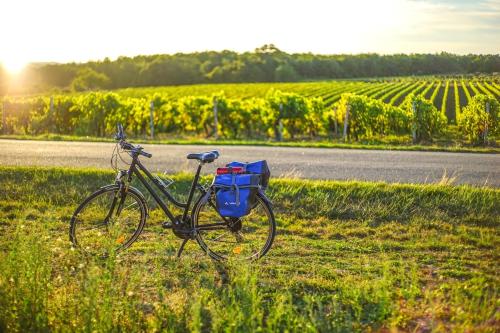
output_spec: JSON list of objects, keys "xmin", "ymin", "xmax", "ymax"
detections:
[
  {"xmin": 99, "ymin": 184, "xmax": 118, "ymax": 191},
  {"xmin": 258, "ymin": 189, "xmax": 273, "ymax": 208}
]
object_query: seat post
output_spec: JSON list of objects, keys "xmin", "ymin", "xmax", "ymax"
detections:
[{"xmin": 182, "ymin": 162, "xmax": 203, "ymax": 222}]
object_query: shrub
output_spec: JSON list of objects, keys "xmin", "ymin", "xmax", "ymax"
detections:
[
  {"xmin": 400, "ymin": 94, "xmax": 446, "ymax": 142},
  {"xmin": 265, "ymin": 90, "xmax": 309, "ymax": 139},
  {"xmin": 71, "ymin": 92, "xmax": 122, "ymax": 136},
  {"xmin": 458, "ymin": 94, "xmax": 499, "ymax": 144},
  {"xmin": 175, "ymin": 95, "xmax": 212, "ymax": 136},
  {"xmin": 335, "ymin": 93, "xmax": 410, "ymax": 140},
  {"xmin": 305, "ymin": 97, "xmax": 326, "ymax": 137}
]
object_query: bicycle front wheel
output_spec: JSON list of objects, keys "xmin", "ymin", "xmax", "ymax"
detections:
[
  {"xmin": 69, "ymin": 185, "xmax": 147, "ymax": 256},
  {"xmin": 193, "ymin": 192, "xmax": 276, "ymax": 261}
]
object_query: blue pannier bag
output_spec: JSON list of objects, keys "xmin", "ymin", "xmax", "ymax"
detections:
[
  {"xmin": 226, "ymin": 160, "xmax": 270, "ymax": 189},
  {"xmin": 214, "ymin": 173, "xmax": 260, "ymax": 218}
]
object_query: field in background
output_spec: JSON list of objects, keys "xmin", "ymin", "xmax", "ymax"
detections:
[
  {"xmin": 0, "ymin": 166, "xmax": 498, "ymax": 332},
  {"xmin": 113, "ymin": 76, "xmax": 500, "ymax": 123},
  {"xmin": 2, "ymin": 76, "xmax": 499, "ymax": 147},
  {"xmin": 0, "ymin": 76, "xmax": 500, "ymax": 137}
]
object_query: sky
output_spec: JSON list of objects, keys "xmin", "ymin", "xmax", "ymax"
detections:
[{"xmin": 1, "ymin": 0, "xmax": 499, "ymax": 73}]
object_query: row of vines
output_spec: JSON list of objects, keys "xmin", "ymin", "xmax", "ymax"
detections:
[
  {"xmin": 1, "ymin": 86, "xmax": 498, "ymax": 144},
  {"xmin": 116, "ymin": 78, "xmax": 500, "ymax": 121},
  {"xmin": 0, "ymin": 91, "xmax": 329, "ymax": 139}
]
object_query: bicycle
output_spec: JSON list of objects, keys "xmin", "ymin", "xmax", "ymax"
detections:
[{"xmin": 69, "ymin": 124, "xmax": 276, "ymax": 261}]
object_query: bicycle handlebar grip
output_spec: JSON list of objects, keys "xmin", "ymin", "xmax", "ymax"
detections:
[{"xmin": 141, "ymin": 151, "xmax": 152, "ymax": 158}]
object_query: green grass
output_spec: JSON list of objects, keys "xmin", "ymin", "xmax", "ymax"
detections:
[
  {"xmin": 1, "ymin": 132, "xmax": 499, "ymax": 154},
  {"xmin": 0, "ymin": 166, "xmax": 499, "ymax": 332}
]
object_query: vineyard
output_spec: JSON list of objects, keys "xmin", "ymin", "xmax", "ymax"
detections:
[
  {"xmin": 1, "ymin": 76, "xmax": 499, "ymax": 144},
  {"xmin": 114, "ymin": 77, "xmax": 500, "ymax": 114},
  {"xmin": 114, "ymin": 77, "xmax": 500, "ymax": 120}
]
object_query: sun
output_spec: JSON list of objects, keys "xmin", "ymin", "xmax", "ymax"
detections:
[{"xmin": 1, "ymin": 57, "xmax": 27, "ymax": 75}]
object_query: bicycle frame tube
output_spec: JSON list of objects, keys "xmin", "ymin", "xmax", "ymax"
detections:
[
  {"xmin": 123, "ymin": 153, "xmax": 230, "ymax": 232},
  {"xmin": 134, "ymin": 158, "xmax": 187, "ymax": 208},
  {"xmin": 127, "ymin": 155, "xmax": 205, "ymax": 225}
]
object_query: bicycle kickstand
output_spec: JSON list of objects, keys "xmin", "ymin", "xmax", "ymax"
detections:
[{"xmin": 176, "ymin": 239, "xmax": 189, "ymax": 258}]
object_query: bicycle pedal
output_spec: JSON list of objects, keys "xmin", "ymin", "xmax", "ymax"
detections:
[{"xmin": 161, "ymin": 222, "xmax": 173, "ymax": 229}]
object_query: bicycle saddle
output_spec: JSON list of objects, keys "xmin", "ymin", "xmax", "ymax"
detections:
[{"xmin": 186, "ymin": 150, "xmax": 220, "ymax": 163}]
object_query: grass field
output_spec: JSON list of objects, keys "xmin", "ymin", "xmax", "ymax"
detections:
[{"xmin": 0, "ymin": 166, "xmax": 499, "ymax": 332}]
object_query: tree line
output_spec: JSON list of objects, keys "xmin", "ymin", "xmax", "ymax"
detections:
[{"xmin": 3, "ymin": 45, "xmax": 499, "ymax": 94}]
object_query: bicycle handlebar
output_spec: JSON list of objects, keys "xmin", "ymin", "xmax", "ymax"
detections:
[
  {"xmin": 119, "ymin": 140, "xmax": 152, "ymax": 158},
  {"xmin": 116, "ymin": 123, "xmax": 152, "ymax": 158},
  {"xmin": 115, "ymin": 123, "xmax": 126, "ymax": 141}
]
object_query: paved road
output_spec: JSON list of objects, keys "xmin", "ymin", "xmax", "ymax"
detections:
[{"xmin": 0, "ymin": 139, "xmax": 498, "ymax": 186}]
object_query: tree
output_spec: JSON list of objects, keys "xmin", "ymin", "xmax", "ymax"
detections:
[
  {"xmin": 71, "ymin": 68, "xmax": 111, "ymax": 91},
  {"xmin": 274, "ymin": 63, "xmax": 300, "ymax": 82},
  {"xmin": 7, "ymin": 50, "xmax": 500, "ymax": 94}
]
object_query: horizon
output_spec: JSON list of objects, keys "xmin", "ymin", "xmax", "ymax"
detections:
[
  {"xmin": 16, "ymin": 47, "xmax": 500, "ymax": 66},
  {"xmin": 1, "ymin": 0, "xmax": 499, "ymax": 73}
]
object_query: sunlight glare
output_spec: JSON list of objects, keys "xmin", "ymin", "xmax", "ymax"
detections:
[
  {"xmin": 1, "ymin": 58, "xmax": 27, "ymax": 75},
  {"xmin": 0, "ymin": 0, "xmax": 496, "ymax": 65}
]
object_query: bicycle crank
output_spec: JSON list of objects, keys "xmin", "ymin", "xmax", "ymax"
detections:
[{"xmin": 171, "ymin": 216, "xmax": 195, "ymax": 240}]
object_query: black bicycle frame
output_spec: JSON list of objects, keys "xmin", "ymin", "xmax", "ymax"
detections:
[{"xmin": 123, "ymin": 152, "xmax": 229, "ymax": 231}]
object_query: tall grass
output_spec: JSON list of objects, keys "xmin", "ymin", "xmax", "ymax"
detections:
[{"xmin": 0, "ymin": 166, "xmax": 499, "ymax": 332}]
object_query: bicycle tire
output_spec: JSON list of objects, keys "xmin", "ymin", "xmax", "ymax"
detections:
[
  {"xmin": 193, "ymin": 191, "xmax": 276, "ymax": 261},
  {"xmin": 69, "ymin": 185, "xmax": 147, "ymax": 256}
]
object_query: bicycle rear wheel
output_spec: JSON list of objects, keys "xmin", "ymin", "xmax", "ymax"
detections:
[
  {"xmin": 193, "ymin": 192, "xmax": 276, "ymax": 261},
  {"xmin": 69, "ymin": 185, "xmax": 147, "ymax": 256}
]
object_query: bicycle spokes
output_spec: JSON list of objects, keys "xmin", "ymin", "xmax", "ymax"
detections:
[
  {"xmin": 71, "ymin": 188, "xmax": 145, "ymax": 256},
  {"xmin": 195, "ymin": 195, "xmax": 275, "ymax": 260}
]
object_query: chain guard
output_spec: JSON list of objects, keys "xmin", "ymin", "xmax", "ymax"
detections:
[{"xmin": 172, "ymin": 216, "xmax": 194, "ymax": 240}]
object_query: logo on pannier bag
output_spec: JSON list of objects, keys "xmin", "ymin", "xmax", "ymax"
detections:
[{"xmin": 225, "ymin": 201, "xmax": 237, "ymax": 206}]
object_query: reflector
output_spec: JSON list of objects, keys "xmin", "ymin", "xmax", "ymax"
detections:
[{"xmin": 216, "ymin": 166, "xmax": 245, "ymax": 175}]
